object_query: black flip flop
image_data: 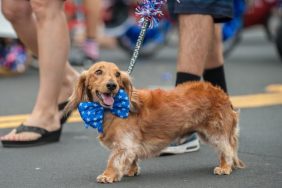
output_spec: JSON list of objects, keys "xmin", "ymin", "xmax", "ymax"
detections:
[
  {"xmin": 1, "ymin": 124, "xmax": 62, "ymax": 148},
  {"xmin": 1, "ymin": 101, "xmax": 72, "ymax": 148}
]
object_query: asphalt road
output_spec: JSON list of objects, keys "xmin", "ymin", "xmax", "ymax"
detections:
[{"xmin": 0, "ymin": 28, "xmax": 282, "ymax": 188}]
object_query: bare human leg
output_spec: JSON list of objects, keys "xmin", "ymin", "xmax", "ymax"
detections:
[
  {"xmin": 177, "ymin": 14, "xmax": 214, "ymax": 76},
  {"xmin": 205, "ymin": 24, "xmax": 224, "ymax": 69},
  {"xmin": 204, "ymin": 24, "xmax": 228, "ymax": 93},
  {"xmin": 82, "ymin": 0, "xmax": 101, "ymax": 60},
  {"xmin": 1, "ymin": 0, "xmax": 78, "ymax": 142},
  {"xmin": 83, "ymin": 0, "xmax": 101, "ymax": 40}
]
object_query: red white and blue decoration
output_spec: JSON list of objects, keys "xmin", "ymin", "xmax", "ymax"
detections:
[{"xmin": 127, "ymin": 0, "xmax": 167, "ymax": 74}]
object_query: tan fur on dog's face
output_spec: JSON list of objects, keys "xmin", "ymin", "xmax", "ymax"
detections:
[
  {"xmin": 66, "ymin": 61, "xmax": 132, "ymax": 110},
  {"xmin": 66, "ymin": 61, "xmax": 245, "ymax": 184}
]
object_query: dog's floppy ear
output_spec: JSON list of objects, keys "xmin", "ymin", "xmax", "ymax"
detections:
[
  {"xmin": 120, "ymin": 71, "xmax": 133, "ymax": 95},
  {"xmin": 64, "ymin": 71, "xmax": 88, "ymax": 113},
  {"xmin": 120, "ymin": 71, "xmax": 141, "ymax": 113}
]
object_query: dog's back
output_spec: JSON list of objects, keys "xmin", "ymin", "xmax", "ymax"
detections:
[{"xmin": 135, "ymin": 81, "xmax": 234, "ymax": 139}]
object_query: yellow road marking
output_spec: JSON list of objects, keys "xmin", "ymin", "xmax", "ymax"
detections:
[
  {"xmin": 1, "ymin": 84, "xmax": 282, "ymax": 129},
  {"xmin": 0, "ymin": 111, "xmax": 82, "ymax": 129},
  {"xmin": 0, "ymin": 114, "xmax": 30, "ymax": 122},
  {"xmin": 230, "ymin": 92, "xmax": 282, "ymax": 108},
  {"xmin": 265, "ymin": 84, "xmax": 282, "ymax": 93}
]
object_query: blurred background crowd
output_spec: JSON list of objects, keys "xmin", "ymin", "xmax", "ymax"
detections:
[{"xmin": 0, "ymin": 0, "xmax": 282, "ymax": 76}]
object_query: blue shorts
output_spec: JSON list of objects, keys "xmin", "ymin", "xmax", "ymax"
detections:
[{"xmin": 167, "ymin": 0, "xmax": 233, "ymax": 23}]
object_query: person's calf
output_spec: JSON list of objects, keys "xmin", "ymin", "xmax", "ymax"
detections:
[
  {"xmin": 58, "ymin": 63, "xmax": 79, "ymax": 103},
  {"xmin": 2, "ymin": 0, "xmax": 33, "ymax": 23}
]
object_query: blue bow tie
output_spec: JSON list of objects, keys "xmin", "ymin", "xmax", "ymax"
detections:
[{"xmin": 78, "ymin": 89, "xmax": 130, "ymax": 133}]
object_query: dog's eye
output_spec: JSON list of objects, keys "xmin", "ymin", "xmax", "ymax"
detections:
[
  {"xmin": 115, "ymin": 72, "xmax": 121, "ymax": 78},
  {"xmin": 95, "ymin": 70, "xmax": 103, "ymax": 75}
]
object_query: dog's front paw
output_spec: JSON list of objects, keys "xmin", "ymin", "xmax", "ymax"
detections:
[
  {"xmin": 96, "ymin": 174, "xmax": 120, "ymax": 183},
  {"xmin": 213, "ymin": 166, "xmax": 232, "ymax": 175},
  {"xmin": 126, "ymin": 165, "xmax": 140, "ymax": 177}
]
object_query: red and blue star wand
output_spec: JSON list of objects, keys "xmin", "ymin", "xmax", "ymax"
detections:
[{"xmin": 127, "ymin": 0, "xmax": 167, "ymax": 74}]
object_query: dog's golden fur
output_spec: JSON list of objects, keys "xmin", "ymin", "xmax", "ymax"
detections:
[{"xmin": 66, "ymin": 61, "xmax": 245, "ymax": 183}]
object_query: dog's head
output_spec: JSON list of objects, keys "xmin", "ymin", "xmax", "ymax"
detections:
[{"xmin": 65, "ymin": 61, "xmax": 133, "ymax": 112}]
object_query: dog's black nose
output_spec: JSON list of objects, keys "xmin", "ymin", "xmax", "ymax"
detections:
[{"xmin": 106, "ymin": 82, "xmax": 117, "ymax": 91}]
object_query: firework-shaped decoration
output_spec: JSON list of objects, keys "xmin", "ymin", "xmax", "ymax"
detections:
[
  {"xmin": 127, "ymin": 0, "xmax": 166, "ymax": 74},
  {"xmin": 136, "ymin": 0, "xmax": 166, "ymax": 29}
]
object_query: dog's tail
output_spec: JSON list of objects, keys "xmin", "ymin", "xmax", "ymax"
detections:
[{"xmin": 230, "ymin": 109, "xmax": 246, "ymax": 169}]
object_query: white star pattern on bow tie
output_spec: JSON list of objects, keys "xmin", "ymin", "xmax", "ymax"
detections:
[{"xmin": 78, "ymin": 89, "xmax": 130, "ymax": 133}]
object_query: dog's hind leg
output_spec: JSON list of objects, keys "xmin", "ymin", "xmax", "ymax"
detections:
[
  {"xmin": 210, "ymin": 137, "xmax": 234, "ymax": 175},
  {"xmin": 210, "ymin": 110, "xmax": 244, "ymax": 175},
  {"xmin": 229, "ymin": 127, "xmax": 245, "ymax": 169},
  {"xmin": 214, "ymin": 151, "xmax": 233, "ymax": 175},
  {"xmin": 213, "ymin": 135, "xmax": 245, "ymax": 175}
]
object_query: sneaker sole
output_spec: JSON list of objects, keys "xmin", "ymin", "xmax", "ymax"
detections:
[{"xmin": 160, "ymin": 138, "xmax": 200, "ymax": 155}]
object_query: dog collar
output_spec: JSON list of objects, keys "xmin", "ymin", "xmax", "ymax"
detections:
[{"xmin": 78, "ymin": 89, "xmax": 130, "ymax": 133}]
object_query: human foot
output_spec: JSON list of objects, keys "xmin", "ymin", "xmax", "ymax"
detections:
[
  {"xmin": 1, "ymin": 124, "xmax": 62, "ymax": 147},
  {"xmin": 1, "ymin": 106, "xmax": 61, "ymax": 143},
  {"xmin": 1, "ymin": 66, "xmax": 78, "ymax": 145},
  {"xmin": 82, "ymin": 38, "xmax": 100, "ymax": 61},
  {"xmin": 0, "ymin": 100, "xmax": 71, "ymax": 145}
]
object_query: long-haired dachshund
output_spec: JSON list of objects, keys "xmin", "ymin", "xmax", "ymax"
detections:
[{"xmin": 66, "ymin": 61, "xmax": 245, "ymax": 183}]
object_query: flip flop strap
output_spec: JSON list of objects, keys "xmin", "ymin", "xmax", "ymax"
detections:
[{"xmin": 15, "ymin": 124, "xmax": 48, "ymax": 135}]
